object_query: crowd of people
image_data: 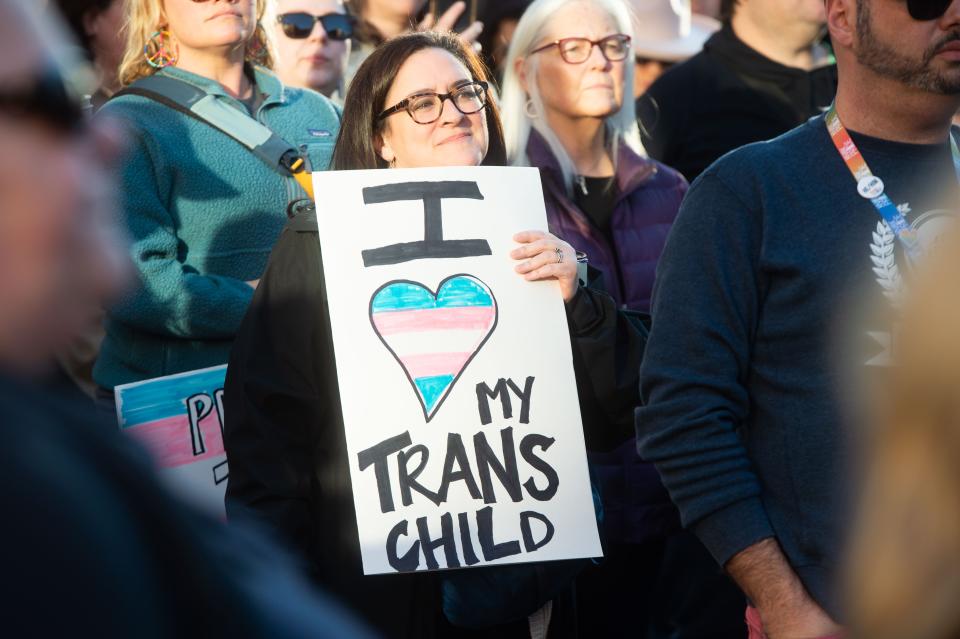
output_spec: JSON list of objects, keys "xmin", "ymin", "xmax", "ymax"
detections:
[{"xmin": 5, "ymin": 0, "xmax": 960, "ymax": 636}]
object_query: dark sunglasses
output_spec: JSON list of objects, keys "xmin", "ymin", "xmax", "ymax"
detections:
[
  {"xmin": 0, "ymin": 67, "xmax": 85, "ymax": 133},
  {"xmin": 277, "ymin": 12, "xmax": 355, "ymax": 40},
  {"xmin": 905, "ymin": 0, "xmax": 953, "ymax": 20}
]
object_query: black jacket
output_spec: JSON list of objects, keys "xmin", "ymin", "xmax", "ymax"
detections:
[
  {"xmin": 223, "ymin": 207, "xmax": 647, "ymax": 638},
  {"xmin": 638, "ymin": 23, "xmax": 838, "ymax": 182},
  {"xmin": 0, "ymin": 373, "xmax": 373, "ymax": 638}
]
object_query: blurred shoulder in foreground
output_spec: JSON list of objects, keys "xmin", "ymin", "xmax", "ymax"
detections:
[{"xmin": 0, "ymin": 2, "xmax": 373, "ymax": 636}]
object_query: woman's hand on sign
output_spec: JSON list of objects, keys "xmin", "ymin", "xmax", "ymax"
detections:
[
  {"xmin": 511, "ymin": 230, "xmax": 579, "ymax": 303},
  {"xmin": 246, "ymin": 279, "xmax": 260, "ymax": 290},
  {"xmin": 418, "ymin": 1, "xmax": 483, "ymax": 46}
]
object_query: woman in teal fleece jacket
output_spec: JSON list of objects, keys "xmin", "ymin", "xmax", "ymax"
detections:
[{"xmin": 93, "ymin": 0, "xmax": 341, "ymax": 390}]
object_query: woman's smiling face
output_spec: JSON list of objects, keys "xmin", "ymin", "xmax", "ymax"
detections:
[{"xmin": 377, "ymin": 47, "xmax": 489, "ymax": 168}]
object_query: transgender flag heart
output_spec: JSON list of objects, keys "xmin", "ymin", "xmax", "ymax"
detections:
[{"xmin": 369, "ymin": 274, "xmax": 497, "ymax": 422}]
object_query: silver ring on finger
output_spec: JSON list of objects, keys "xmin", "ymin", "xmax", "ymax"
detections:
[{"xmin": 555, "ymin": 247, "xmax": 563, "ymax": 264}]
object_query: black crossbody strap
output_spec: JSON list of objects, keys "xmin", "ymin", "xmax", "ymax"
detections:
[{"xmin": 113, "ymin": 75, "xmax": 313, "ymax": 198}]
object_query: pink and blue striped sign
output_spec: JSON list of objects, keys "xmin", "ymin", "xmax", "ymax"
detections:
[
  {"xmin": 115, "ymin": 365, "xmax": 229, "ymax": 485},
  {"xmin": 370, "ymin": 274, "xmax": 497, "ymax": 422}
]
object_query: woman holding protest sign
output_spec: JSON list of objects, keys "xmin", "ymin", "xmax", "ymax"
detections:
[
  {"xmin": 91, "ymin": 0, "xmax": 341, "ymax": 399},
  {"xmin": 224, "ymin": 29, "xmax": 644, "ymax": 637},
  {"xmin": 500, "ymin": 0, "xmax": 687, "ymax": 633}
]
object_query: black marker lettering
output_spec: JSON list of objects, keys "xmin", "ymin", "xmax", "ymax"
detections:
[
  {"xmin": 361, "ymin": 181, "xmax": 491, "ymax": 266},
  {"xmin": 476, "ymin": 378, "xmax": 512, "ymax": 425},
  {"xmin": 476, "ymin": 377, "xmax": 534, "ymax": 425},
  {"xmin": 473, "ymin": 427, "xmax": 522, "ymax": 503},
  {"xmin": 476, "ymin": 506, "xmax": 521, "ymax": 561},
  {"xmin": 398, "ymin": 444, "xmax": 442, "ymax": 506},
  {"xmin": 213, "ymin": 388, "xmax": 226, "ymax": 434},
  {"xmin": 520, "ymin": 434, "xmax": 559, "ymax": 501},
  {"xmin": 458, "ymin": 511, "xmax": 481, "ymax": 566},
  {"xmin": 185, "ymin": 393, "xmax": 213, "ymax": 456},
  {"xmin": 437, "ymin": 432, "xmax": 482, "ymax": 502},
  {"xmin": 212, "ymin": 460, "xmax": 229, "ymax": 485},
  {"xmin": 506, "ymin": 377, "xmax": 535, "ymax": 424},
  {"xmin": 416, "ymin": 513, "xmax": 460, "ymax": 570},
  {"xmin": 520, "ymin": 511, "xmax": 555, "ymax": 552},
  {"xmin": 387, "ymin": 519, "xmax": 420, "ymax": 572},
  {"xmin": 357, "ymin": 431, "xmax": 412, "ymax": 513}
]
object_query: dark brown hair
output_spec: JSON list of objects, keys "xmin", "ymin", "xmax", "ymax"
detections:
[{"xmin": 331, "ymin": 30, "xmax": 507, "ymax": 170}]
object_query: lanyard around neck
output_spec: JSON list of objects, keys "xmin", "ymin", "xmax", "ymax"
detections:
[{"xmin": 825, "ymin": 105, "xmax": 960, "ymax": 262}]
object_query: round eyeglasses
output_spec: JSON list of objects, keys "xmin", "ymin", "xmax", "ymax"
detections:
[
  {"xmin": 377, "ymin": 81, "xmax": 489, "ymax": 125},
  {"xmin": 530, "ymin": 34, "xmax": 631, "ymax": 64}
]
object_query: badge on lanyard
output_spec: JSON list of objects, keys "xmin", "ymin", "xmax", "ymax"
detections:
[
  {"xmin": 857, "ymin": 175, "xmax": 885, "ymax": 199},
  {"xmin": 823, "ymin": 106, "xmax": 960, "ymax": 263}
]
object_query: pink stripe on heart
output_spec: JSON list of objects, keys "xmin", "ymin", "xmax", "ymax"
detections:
[
  {"xmin": 398, "ymin": 352, "xmax": 473, "ymax": 379},
  {"xmin": 371, "ymin": 306, "xmax": 496, "ymax": 336},
  {"xmin": 126, "ymin": 414, "xmax": 225, "ymax": 468}
]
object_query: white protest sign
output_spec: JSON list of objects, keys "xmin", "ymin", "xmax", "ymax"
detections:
[
  {"xmin": 115, "ymin": 365, "xmax": 229, "ymax": 518},
  {"xmin": 313, "ymin": 166, "xmax": 602, "ymax": 575}
]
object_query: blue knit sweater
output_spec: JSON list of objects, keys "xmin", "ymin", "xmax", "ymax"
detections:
[{"xmin": 94, "ymin": 65, "xmax": 341, "ymax": 388}]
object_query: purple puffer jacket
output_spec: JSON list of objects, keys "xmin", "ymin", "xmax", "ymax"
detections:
[
  {"xmin": 528, "ymin": 131, "xmax": 687, "ymax": 311},
  {"xmin": 528, "ymin": 131, "xmax": 687, "ymax": 545}
]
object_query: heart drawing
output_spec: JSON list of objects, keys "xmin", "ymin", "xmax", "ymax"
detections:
[{"xmin": 369, "ymin": 274, "xmax": 498, "ymax": 422}]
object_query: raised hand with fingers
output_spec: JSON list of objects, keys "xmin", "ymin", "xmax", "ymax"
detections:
[{"xmin": 418, "ymin": 1, "xmax": 483, "ymax": 46}]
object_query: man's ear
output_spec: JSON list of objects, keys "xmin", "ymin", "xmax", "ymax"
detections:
[{"xmin": 827, "ymin": 0, "xmax": 856, "ymax": 49}]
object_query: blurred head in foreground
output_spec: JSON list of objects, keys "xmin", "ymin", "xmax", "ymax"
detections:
[
  {"xmin": 847, "ymin": 222, "xmax": 960, "ymax": 639},
  {"xmin": 0, "ymin": 0, "xmax": 128, "ymax": 377}
]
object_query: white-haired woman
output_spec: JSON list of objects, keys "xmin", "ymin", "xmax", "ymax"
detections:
[
  {"xmin": 92, "ymin": 0, "xmax": 341, "ymax": 398},
  {"xmin": 501, "ymin": 0, "xmax": 688, "ymax": 633}
]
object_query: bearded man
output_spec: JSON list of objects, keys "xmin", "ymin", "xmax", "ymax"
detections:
[{"xmin": 636, "ymin": 0, "xmax": 960, "ymax": 637}]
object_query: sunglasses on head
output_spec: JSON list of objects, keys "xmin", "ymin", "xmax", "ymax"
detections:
[
  {"xmin": 0, "ymin": 66, "xmax": 85, "ymax": 133},
  {"xmin": 277, "ymin": 12, "xmax": 355, "ymax": 40},
  {"xmin": 905, "ymin": 0, "xmax": 953, "ymax": 20}
]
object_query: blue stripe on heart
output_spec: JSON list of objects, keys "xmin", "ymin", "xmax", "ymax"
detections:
[
  {"xmin": 369, "ymin": 275, "xmax": 497, "ymax": 422},
  {"xmin": 414, "ymin": 374, "xmax": 456, "ymax": 414},
  {"xmin": 371, "ymin": 277, "xmax": 494, "ymax": 313}
]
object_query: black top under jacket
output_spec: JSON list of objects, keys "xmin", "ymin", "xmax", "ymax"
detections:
[
  {"xmin": 223, "ymin": 206, "xmax": 647, "ymax": 638},
  {"xmin": 638, "ymin": 23, "xmax": 838, "ymax": 182}
]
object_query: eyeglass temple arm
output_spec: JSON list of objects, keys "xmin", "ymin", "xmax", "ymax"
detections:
[{"xmin": 377, "ymin": 101, "xmax": 409, "ymax": 121}]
